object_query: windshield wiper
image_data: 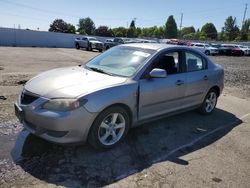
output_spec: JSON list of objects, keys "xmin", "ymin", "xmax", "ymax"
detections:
[{"xmin": 86, "ymin": 66, "xmax": 114, "ymax": 76}]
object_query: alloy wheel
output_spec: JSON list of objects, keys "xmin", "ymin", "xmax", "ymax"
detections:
[
  {"xmin": 205, "ymin": 92, "xmax": 217, "ymax": 113},
  {"xmin": 98, "ymin": 113, "xmax": 126, "ymax": 146}
]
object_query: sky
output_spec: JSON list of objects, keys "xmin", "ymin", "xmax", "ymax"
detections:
[{"xmin": 0, "ymin": 0, "xmax": 248, "ymax": 32}]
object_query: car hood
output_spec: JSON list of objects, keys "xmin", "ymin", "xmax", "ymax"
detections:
[
  {"xmin": 24, "ymin": 66, "xmax": 127, "ymax": 98},
  {"xmin": 90, "ymin": 40, "xmax": 103, "ymax": 44}
]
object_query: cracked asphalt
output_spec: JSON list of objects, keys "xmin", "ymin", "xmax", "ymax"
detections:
[{"xmin": 0, "ymin": 47, "xmax": 250, "ymax": 187}]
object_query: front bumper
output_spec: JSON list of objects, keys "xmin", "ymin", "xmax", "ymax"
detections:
[
  {"xmin": 15, "ymin": 97, "xmax": 97, "ymax": 144},
  {"xmin": 91, "ymin": 43, "xmax": 104, "ymax": 50}
]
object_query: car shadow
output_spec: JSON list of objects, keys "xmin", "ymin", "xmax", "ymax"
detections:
[{"xmin": 11, "ymin": 108, "xmax": 242, "ymax": 187}]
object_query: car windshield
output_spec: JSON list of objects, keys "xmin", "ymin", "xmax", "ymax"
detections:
[
  {"xmin": 84, "ymin": 46, "xmax": 155, "ymax": 77},
  {"xmin": 89, "ymin": 38, "xmax": 97, "ymax": 41}
]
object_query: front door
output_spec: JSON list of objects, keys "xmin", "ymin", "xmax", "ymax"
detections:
[{"xmin": 139, "ymin": 51, "xmax": 186, "ymax": 120}]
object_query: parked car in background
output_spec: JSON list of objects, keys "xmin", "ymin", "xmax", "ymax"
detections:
[
  {"xmin": 191, "ymin": 43, "xmax": 219, "ymax": 55},
  {"xmin": 211, "ymin": 44, "xmax": 232, "ymax": 56},
  {"xmin": 75, "ymin": 37, "xmax": 104, "ymax": 52},
  {"xmin": 221, "ymin": 44, "xmax": 244, "ymax": 56},
  {"xmin": 105, "ymin": 39, "xmax": 114, "ymax": 43},
  {"xmin": 104, "ymin": 37, "xmax": 132, "ymax": 50},
  {"xmin": 166, "ymin": 39, "xmax": 187, "ymax": 46},
  {"xmin": 235, "ymin": 45, "xmax": 250, "ymax": 56},
  {"xmin": 15, "ymin": 43, "xmax": 224, "ymax": 150}
]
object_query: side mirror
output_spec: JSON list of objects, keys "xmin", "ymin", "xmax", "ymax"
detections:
[{"xmin": 149, "ymin": 68, "xmax": 167, "ymax": 78}]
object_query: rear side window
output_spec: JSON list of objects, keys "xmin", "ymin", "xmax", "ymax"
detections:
[{"xmin": 185, "ymin": 52, "xmax": 206, "ymax": 72}]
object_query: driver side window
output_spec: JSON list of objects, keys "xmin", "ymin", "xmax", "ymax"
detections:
[{"xmin": 152, "ymin": 51, "xmax": 180, "ymax": 75}]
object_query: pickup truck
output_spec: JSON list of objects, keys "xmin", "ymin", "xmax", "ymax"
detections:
[{"xmin": 75, "ymin": 37, "xmax": 104, "ymax": 52}]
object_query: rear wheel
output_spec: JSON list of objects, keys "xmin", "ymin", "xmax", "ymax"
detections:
[
  {"xmin": 98, "ymin": 49, "xmax": 103, "ymax": 52},
  {"xmin": 88, "ymin": 106, "xmax": 130, "ymax": 150},
  {"xmin": 199, "ymin": 89, "xmax": 218, "ymax": 115}
]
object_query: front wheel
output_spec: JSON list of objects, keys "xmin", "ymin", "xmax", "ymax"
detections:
[
  {"xmin": 87, "ymin": 43, "xmax": 92, "ymax": 51},
  {"xmin": 88, "ymin": 106, "xmax": 130, "ymax": 150},
  {"xmin": 75, "ymin": 43, "xmax": 80, "ymax": 49},
  {"xmin": 198, "ymin": 89, "xmax": 218, "ymax": 115},
  {"xmin": 205, "ymin": 50, "xmax": 210, "ymax": 55}
]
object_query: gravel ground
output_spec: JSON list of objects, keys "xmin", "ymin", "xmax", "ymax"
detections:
[
  {"xmin": 0, "ymin": 47, "xmax": 250, "ymax": 187},
  {"xmin": 210, "ymin": 56, "xmax": 250, "ymax": 99}
]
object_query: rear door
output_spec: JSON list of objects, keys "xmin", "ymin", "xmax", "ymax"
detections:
[
  {"xmin": 138, "ymin": 50, "xmax": 187, "ymax": 120},
  {"xmin": 182, "ymin": 50, "xmax": 209, "ymax": 108}
]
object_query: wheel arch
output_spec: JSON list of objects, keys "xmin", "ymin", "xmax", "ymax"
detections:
[
  {"xmin": 87, "ymin": 103, "xmax": 133, "ymax": 139},
  {"xmin": 100, "ymin": 103, "xmax": 133, "ymax": 127},
  {"xmin": 209, "ymin": 85, "xmax": 220, "ymax": 96}
]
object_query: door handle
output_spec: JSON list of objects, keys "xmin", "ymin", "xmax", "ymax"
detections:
[
  {"xmin": 203, "ymin": 75, "xmax": 208, "ymax": 80},
  {"xmin": 176, "ymin": 80, "xmax": 184, "ymax": 86}
]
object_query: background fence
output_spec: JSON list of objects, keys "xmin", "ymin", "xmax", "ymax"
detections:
[
  {"xmin": 0, "ymin": 27, "xmax": 110, "ymax": 48},
  {"xmin": 0, "ymin": 27, "xmax": 249, "ymax": 48}
]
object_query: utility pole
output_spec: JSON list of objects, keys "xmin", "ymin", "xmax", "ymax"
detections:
[
  {"xmin": 242, "ymin": 3, "xmax": 248, "ymax": 27},
  {"xmin": 179, "ymin": 13, "xmax": 183, "ymax": 31}
]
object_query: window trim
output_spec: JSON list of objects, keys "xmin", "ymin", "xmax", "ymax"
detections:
[{"xmin": 140, "ymin": 49, "xmax": 185, "ymax": 79}]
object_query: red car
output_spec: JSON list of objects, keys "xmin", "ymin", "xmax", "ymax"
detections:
[{"xmin": 221, "ymin": 44, "xmax": 244, "ymax": 56}]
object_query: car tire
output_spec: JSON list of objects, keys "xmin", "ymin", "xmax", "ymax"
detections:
[
  {"xmin": 98, "ymin": 49, "xmax": 103, "ymax": 52},
  {"xmin": 198, "ymin": 89, "xmax": 218, "ymax": 115},
  {"xmin": 205, "ymin": 50, "xmax": 210, "ymax": 55},
  {"xmin": 75, "ymin": 43, "xmax": 80, "ymax": 50},
  {"xmin": 87, "ymin": 43, "xmax": 92, "ymax": 51},
  {"xmin": 106, "ymin": 46, "xmax": 110, "ymax": 50},
  {"xmin": 88, "ymin": 106, "xmax": 130, "ymax": 150}
]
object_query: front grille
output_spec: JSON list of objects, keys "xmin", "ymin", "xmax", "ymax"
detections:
[{"xmin": 21, "ymin": 91, "xmax": 39, "ymax": 105}]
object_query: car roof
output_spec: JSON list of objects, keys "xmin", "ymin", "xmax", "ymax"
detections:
[{"xmin": 122, "ymin": 43, "xmax": 177, "ymax": 50}]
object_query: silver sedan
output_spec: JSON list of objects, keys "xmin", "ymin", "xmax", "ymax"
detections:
[{"xmin": 15, "ymin": 43, "xmax": 224, "ymax": 149}]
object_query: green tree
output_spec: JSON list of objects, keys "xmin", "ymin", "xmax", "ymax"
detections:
[
  {"xmin": 130, "ymin": 20, "xmax": 136, "ymax": 28},
  {"xmin": 127, "ymin": 20, "xmax": 137, "ymax": 37},
  {"xmin": 165, "ymin": 15, "xmax": 178, "ymax": 38},
  {"xmin": 181, "ymin": 26, "xmax": 195, "ymax": 37},
  {"xmin": 49, "ymin": 19, "xmax": 75, "ymax": 33},
  {"xmin": 153, "ymin": 26, "xmax": 165, "ymax": 38},
  {"xmin": 241, "ymin": 19, "xmax": 250, "ymax": 41},
  {"xmin": 112, "ymin": 27, "xmax": 127, "ymax": 37},
  {"xmin": 136, "ymin": 27, "xmax": 142, "ymax": 37},
  {"xmin": 200, "ymin": 23, "xmax": 217, "ymax": 40},
  {"xmin": 95, "ymin": 26, "xmax": 113, "ymax": 37},
  {"xmin": 223, "ymin": 16, "xmax": 240, "ymax": 41},
  {"xmin": 78, "ymin": 17, "xmax": 95, "ymax": 35},
  {"xmin": 66, "ymin": 23, "xmax": 76, "ymax": 34}
]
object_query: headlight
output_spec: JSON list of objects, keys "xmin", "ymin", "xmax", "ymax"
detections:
[{"xmin": 43, "ymin": 99, "xmax": 87, "ymax": 112}]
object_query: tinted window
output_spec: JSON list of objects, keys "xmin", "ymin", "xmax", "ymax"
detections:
[{"xmin": 185, "ymin": 52, "xmax": 206, "ymax": 72}]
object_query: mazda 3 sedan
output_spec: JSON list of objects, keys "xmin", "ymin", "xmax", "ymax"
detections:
[{"xmin": 15, "ymin": 43, "xmax": 224, "ymax": 149}]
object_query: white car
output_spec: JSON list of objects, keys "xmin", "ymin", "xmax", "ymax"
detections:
[
  {"xmin": 191, "ymin": 43, "xmax": 219, "ymax": 55},
  {"xmin": 235, "ymin": 45, "xmax": 250, "ymax": 56}
]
